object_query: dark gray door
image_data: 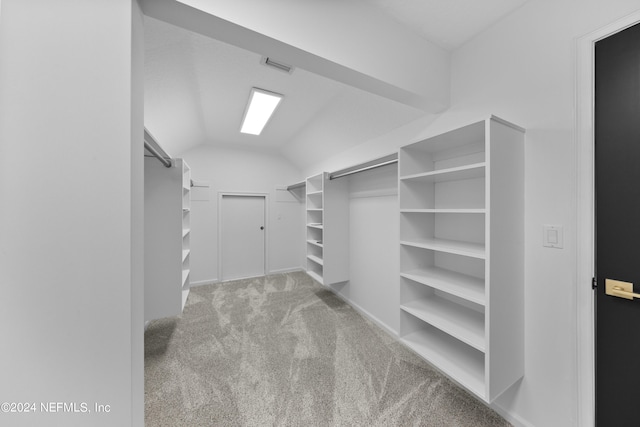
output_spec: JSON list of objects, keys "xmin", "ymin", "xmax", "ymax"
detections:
[{"xmin": 595, "ymin": 21, "xmax": 640, "ymax": 426}]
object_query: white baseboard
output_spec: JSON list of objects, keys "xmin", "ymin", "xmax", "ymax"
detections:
[
  {"xmin": 326, "ymin": 285, "xmax": 399, "ymax": 339},
  {"xmin": 268, "ymin": 267, "xmax": 304, "ymax": 275},
  {"xmin": 189, "ymin": 268, "xmax": 304, "ymax": 287},
  {"xmin": 190, "ymin": 278, "xmax": 219, "ymax": 287},
  {"xmin": 491, "ymin": 404, "xmax": 533, "ymax": 427}
]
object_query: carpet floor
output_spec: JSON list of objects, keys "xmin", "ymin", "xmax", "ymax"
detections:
[{"xmin": 145, "ymin": 271, "xmax": 511, "ymax": 426}]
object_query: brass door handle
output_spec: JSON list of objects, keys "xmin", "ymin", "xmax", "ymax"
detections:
[
  {"xmin": 611, "ymin": 286, "xmax": 640, "ymax": 299},
  {"xmin": 606, "ymin": 279, "xmax": 640, "ymax": 300}
]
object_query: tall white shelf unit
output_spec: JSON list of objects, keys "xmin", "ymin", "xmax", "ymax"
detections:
[
  {"xmin": 305, "ymin": 172, "xmax": 349, "ymax": 286},
  {"xmin": 398, "ymin": 116, "xmax": 524, "ymax": 402},
  {"xmin": 181, "ymin": 161, "xmax": 191, "ymax": 309},
  {"xmin": 144, "ymin": 158, "xmax": 191, "ymax": 321}
]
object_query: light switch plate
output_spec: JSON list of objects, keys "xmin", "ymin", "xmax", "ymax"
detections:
[{"xmin": 543, "ymin": 225, "xmax": 563, "ymax": 248}]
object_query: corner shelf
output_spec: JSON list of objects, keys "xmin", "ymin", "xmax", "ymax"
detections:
[{"xmin": 399, "ymin": 116, "xmax": 524, "ymax": 403}]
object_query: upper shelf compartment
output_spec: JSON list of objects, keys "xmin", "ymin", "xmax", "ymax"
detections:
[
  {"xmin": 306, "ymin": 173, "xmax": 323, "ymax": 194},
  {"xmin": 399, "ymin": 121, "xmax": 485, "ymax": 177}
]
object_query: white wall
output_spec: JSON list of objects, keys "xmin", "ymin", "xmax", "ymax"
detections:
[
  {"xmin": 0, "ymin": 1, "xmax": 144, "ymax": 426},
  {"xmin": 130, "ymin": 1, "xmax": 145, "ymax": 424},
  {"xmin": 180, "ymin": 145, "xmax": 304, "ymax": 284},
  {"xmin": 324, "ymin": 164, "xmax": 400, "ymax": 334},
  {"xmin": 300, "ymin": 1, "xmax": 640, "ymax": 426},
  {"xmin": 437, "ymin": 2, "xmax": 639, "ymax": 426}
]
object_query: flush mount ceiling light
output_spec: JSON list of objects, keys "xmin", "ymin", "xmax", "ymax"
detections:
[{"xmin": 240, "ymin": 88, "xmax": 283, "ymax": 135}]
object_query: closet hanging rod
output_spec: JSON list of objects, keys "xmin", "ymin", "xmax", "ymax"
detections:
[
  {"xmin": 329, "ymin": 153, "xmax": 398, "ymax": 180},
  {"xmin": 144, "ymin": 128, "xmax": 172, "ymax": 168},
  {"xmin": 144, "ymin": 140, "xmax": 172, "ymax": 168},
  {"xmin": 286, "ymin": 181, "xmax": 306, "ymax": 191}
]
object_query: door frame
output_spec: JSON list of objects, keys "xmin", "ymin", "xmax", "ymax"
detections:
[
  {"xmin": 575, "ymin": 10, "xmax": 640, "ymax": 427},
  {"xmin": 218, "ymin": 191, "xmax": 269, "ymax": 282}
]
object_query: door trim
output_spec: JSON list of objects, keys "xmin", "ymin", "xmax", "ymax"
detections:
[
  {"xmin": 218, "ymin": 191, "xmax": 269, "ymax": 282},
  {"xmin": 575, "ymin": 10, "xmax": 640, "ymax": 427}
]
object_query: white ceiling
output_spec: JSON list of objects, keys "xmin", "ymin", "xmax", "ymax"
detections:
[
  {"xmin": 367, "ymin": 0, "xmax": 530, "ymax": 50},
  {"xmin": 144, "ymin": 16, "xmax": 424, "ymax": 160},
  {"xmin": 143, "ymin": 0, "xmax": 529, "ymax": 166}
]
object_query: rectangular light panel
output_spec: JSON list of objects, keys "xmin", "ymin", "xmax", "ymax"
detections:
[{"xmin": 240, "ymin": 88, "xmax": 283, "ymax": 135}]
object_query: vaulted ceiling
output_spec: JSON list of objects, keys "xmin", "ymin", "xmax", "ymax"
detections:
[{"xmin": 142, "ymin": 0, "xmax": 529, "ymax": 169}]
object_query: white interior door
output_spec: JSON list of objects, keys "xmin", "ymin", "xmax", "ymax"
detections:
[{"xmin": 220, "ymin": 195, "xmax": 265, "ymax": 281}]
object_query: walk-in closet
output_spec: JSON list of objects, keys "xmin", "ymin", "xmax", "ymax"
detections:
[{"xmin": 4, "ymin": 1, "xmax": 639, "ymax": 426}]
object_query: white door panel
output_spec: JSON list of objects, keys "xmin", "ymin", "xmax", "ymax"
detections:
[{"xmin": 221, "ymin": 195, "xmax": 265, "ymax": 281}]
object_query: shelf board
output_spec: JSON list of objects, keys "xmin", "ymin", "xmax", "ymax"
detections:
[
  {"xmin": 307, "ymin": 254, "xmax": 324, "ymax": 266},
  {"xmin": 401, "ymin": 329, "xmax": 485, "ymax": 399},
  {"xmin": 182, "ymin": 249, "xmax": 190, "ymax": 263},
  {"xmin": 182, "ymin": 269, "xmax": 190, "ymax": 288},
  {"xmin": 182, "ymin": 228, "xmax": 190, "ymax": 238},
  {"xmin": 401, "ymin": 297, "xmax": 485, "ymax": 352},
  {"xmin": 401, "ymin": 209, "xmax": 486, "ymax": 214},
  {"xmin": 306, "ymin": 190, "xmax": 323, "ymax": 196},
  {"xmin": 400, "ymin": 238, "xmax": 485, "ymax": 259},
  {"xmin": 306, "ymin": 270, "xmax": 324, "ymax": 285},
  {"xmin": 400, "ymin": 162, "xmax": 486, "ymax": 183},
  {"xmin": 401, "ymin": 267, "xmax": 485, "ymax": 306},
  {"xmin": 307, "ymin": 208, "xmax": 323, "ymax": 212},
  {"xmin": 181, "ymin": 288, "xmax": 189, "ymax": 310},
  {"xmin": 306, "ymin": 239, "xmax": 324, "ymax": 248},
  {"xmin": 307, "ymin": 223, "xmax": 324, "ymax": 230}
]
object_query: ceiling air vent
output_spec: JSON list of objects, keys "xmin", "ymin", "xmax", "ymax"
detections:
[{"xmin": 261, "ymin": 57, "xmax": 294, "ymax": 74}]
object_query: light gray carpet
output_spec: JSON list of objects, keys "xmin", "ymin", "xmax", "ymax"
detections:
[{"xmin": 145, "ymin": 271, "xmax": 510, "ymax": 426}]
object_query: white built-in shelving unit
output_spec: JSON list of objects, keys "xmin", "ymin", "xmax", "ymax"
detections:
[
  {"xmin": 305, "ymin": 172, "xmax": 349, "ymax": 286},
  {"xmin": 398, "ymin": 116, "xmax": 524, "ymax": 402},
  {"xmin": 181, "ymin": 161, "xmax": 191, "ymax": 309},
  {"xmin": 144, "ymin": 158, "xmax": 191, "ymax": 321}
]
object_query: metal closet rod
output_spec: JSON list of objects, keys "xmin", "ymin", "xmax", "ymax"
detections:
[
  {"xmin": 144, "ymin": 128, "xmax": 172, "ymax": 168},
  {"xmin": 286, "ymin": 181, "xmax": 306, "ymax": 191},
  {"xmin": 329, "ymin": 153, "xmax": 398, "ymax": 180},
  {"xmin": 286, "ymin": 153, "xmax": 397, "ymax": 190}
]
